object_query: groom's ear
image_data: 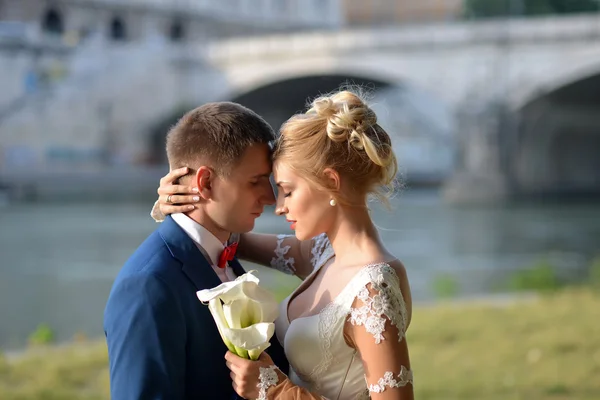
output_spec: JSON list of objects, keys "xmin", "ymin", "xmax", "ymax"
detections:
[{"xmin": 195, "ymin": 166, "xmax": 214, "ymax": 200}]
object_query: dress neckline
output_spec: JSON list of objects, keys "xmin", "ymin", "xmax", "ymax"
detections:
[
  {"xmin": 286, "ymin": 250, "xmax": 335, "ymax": 324},
  {"xmin": 285, "ymin": 258, "xmax": 393, "ymax": 325}
]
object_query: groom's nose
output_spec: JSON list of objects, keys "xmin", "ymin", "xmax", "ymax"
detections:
[{"xmin": 261, "ymin": 180, "xmax": 276, "ymax": 205}]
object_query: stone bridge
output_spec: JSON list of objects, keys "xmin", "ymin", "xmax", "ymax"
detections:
[{"xmin": 1, "ymin": 7, "xmax": 599, "ymax": 201}]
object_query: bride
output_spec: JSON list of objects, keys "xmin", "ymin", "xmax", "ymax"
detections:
[{"xmin": 155, "ymin": 90, "xmax": 414, "ymax": 399}]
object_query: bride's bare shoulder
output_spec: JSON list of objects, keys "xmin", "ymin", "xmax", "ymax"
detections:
[
  {"xmin": 385, "ymin": 259, "xmax": 409, "ymax": 285},
  {"xmin": 380, "ymin": 258, "xmax": 413, "ymax": 327}
]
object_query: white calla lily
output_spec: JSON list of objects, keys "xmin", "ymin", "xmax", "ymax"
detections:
[
  {"xmin": 197, "ymin": 271, "xmax": 279, "ymax": 360},
  {"xmin": 197, "ymin": 272, "xmax": 260, "ymax": 302}
]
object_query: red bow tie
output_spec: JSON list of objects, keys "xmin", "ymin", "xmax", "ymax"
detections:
[{"xmin": 217, "ymin": 242, "xmax": 238, "ymax": 269}]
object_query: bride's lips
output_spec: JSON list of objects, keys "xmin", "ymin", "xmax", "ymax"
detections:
[{"xmin": 286, "ymin": 219, "xmax": 297, "ymax": 230}]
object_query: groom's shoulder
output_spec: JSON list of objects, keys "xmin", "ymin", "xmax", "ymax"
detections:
[{"xmin": 117, "ymin": 230, "xmax": 179, "ymax": 282}]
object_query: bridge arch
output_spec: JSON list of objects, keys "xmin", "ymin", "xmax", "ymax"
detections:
[
  {"xmin": 511, "ymin": 61, "xmax": 600, "ymax": 112},
  {"xmin": 511, "ymin": 69, "xmax": 600, "ymax": 197},
  {"xmin": 228, "ymin": 73, "xmax": 456, "ymax": 182},
  {"xmin": 228, "ymin": 73, "xmax": 393, "ymax": 130}
]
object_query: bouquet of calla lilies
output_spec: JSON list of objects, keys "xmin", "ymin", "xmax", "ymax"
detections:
[{"xmin": 196, "ymin": 271, "xmax": 279, "ymax": 360}]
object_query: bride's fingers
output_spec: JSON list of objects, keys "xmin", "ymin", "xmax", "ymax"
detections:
[
  {"xmin": 158, "ymin": 194, "xmax": 200, "ymax": 205},
  {"xmin": 159, "ymin": 167, "xmax": 189, "ymax": 186},
  {"xmin": 159, "ymin": 204, "xmax": 195, "ymax": 214},
  {"xmin": 232, "ymin": 381, "xmax": 246, "ymax": 397},
  {"xmin": 232, "ymin": 377, "xmax": 252, "ymax": 399},
  {"xmin": 226, "ymin": 360, "xmax": 240, "ymax": 373},
  {"xmin": 225, "ymin": 361, "xmax": 245, "ymax": 375},
  {"xmin": 157, "ymin": 184, "xmax": 198, "ymax": 196}
]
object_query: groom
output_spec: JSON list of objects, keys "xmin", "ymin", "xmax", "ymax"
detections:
[{"xmin": 104, "ymin": 102, "xmax": 288, "ymax": 399}]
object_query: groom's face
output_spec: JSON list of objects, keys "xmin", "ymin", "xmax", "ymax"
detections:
[{"xmin": 206, "ymin": 143, "xmax": 275, "ymax": 234}]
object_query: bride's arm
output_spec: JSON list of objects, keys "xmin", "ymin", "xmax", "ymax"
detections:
[
  {"xmin": 343, "ymin": 262, "xmax": 414, "ymax": 400},
  {"xmin": 237, "ymin": 232, "xmax": 317, "ymax": 279},
  {"xmin": 225, "ymin": 352, "xmax": 330, "ymax": 400}
]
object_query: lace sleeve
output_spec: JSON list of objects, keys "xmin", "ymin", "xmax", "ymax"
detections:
[
  {"xmin": 270, "ymin": 234, "xmax": 297, "ymax": 275},
  {"xmin": 259, "ymin": 367, "xmax": 330, "ymax": 400},
  {"xmin": 237, "ymin": 233, "xmax": 325, "ymax": 279},
  {"xmin": 308, "ymin": 233, "xmax": 333, "ymax": 271},
  {"xmin": 345, "ymin": 264, "xmax": 414, "ymax": 398},
  {"xmin": 150, "ymin": 200, "xmax": 165, "ymax": 222},
  {"xmin": 266, "ymin": 233, "xmax": 332, "ymax": 277}
]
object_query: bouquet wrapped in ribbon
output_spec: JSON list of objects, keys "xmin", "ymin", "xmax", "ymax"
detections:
[{"xmin": 196, "ymin": 271, "xmax": 279, "ymax": 360}]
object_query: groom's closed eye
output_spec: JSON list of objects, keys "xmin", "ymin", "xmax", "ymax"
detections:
[{"xmin": 250, "ymin": 174, "xmax": 270, "ymax": 184}]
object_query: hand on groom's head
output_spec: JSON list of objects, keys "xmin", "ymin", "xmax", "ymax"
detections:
[{"xmin": 157, "ymin": 167, "xmax": 202, "ymax": 216}]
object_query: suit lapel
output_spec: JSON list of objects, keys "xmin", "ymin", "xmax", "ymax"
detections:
[
  {"xmin": 158, "ymin": 216, "xmax": 222, "ymax": 290},
  {"xmin": 228, "ymin": 257, "xmax": 246, "ymax": 278}
]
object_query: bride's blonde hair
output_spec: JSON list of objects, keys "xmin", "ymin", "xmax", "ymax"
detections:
[{"xmin": 273, "ymin": 89, "xmax": 398, "ymax": 207}]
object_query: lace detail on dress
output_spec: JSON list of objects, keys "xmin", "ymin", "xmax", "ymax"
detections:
[
  {"xmin": 257, "ymin": 365, "xmax": 279, "ymax": 400},
  {"xmin": 309, "ymin": 300, "xmax": 348, "ymax": 389},
  {"xmin": 310, "ymin": 233, "xmax": 332, "ymax": 270},
  {"xmin": 348, "ymin": 266, "xmax": 407, "ymax": 344},
  {"xmin": 309, "ymin": 264, "xmax": 407, "ymax": 387},
  {"xmin": 367, "ymin": 366, "xmax": 413, "ymax": 393},
  {"xmin": 270, "ymin": 234, "xmax": 296, "ymax": 275}
]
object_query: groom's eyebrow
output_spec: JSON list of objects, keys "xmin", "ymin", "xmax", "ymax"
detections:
[{"xmin": 252, "ymin": 173, "xmax": 271, "ymax": 179}]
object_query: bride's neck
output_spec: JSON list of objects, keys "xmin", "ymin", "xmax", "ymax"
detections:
[{"xmin": 326, "ymin": 206, "xmax": 381, "ymax": 264}]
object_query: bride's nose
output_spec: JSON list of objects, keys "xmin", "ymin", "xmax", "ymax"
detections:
[{"xmin": 275, "ymin": 199, "xmax": 288, "ymax": 216}]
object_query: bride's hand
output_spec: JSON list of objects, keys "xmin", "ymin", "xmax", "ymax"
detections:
[
  {"xmin": 225, "ymin": 351, "xmax": 282, "ymax": 399},
  {"xmin": 157, "ymin": 167, "xmax": 200, "ymax": 215}
]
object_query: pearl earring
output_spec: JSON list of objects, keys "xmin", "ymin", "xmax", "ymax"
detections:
[{"xmin": 329, "ymin": 199, "xmax": 336, "ymax": 207}]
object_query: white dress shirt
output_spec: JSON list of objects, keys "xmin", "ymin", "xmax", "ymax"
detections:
[{"xmin": 171, "ymin": 213, "xmax": 236, "ymax": 282}]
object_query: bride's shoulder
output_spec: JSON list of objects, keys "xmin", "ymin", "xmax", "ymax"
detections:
[
  {"xmin": 348, "ymin": 259, "xmax": 413, "ymax": 324},
  {"xmin": 352, "ymin": 259, "xmax": 408, "ymax": 286},
  {"xmin": 383, "ymin": 259, "xmax": 409, "ymax": 288}
]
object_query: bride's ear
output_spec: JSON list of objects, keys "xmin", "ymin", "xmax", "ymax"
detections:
[
  {"xmin": 195, "ymin": 166, "xmax": 214, "ymax": 200},
  {"xmin": 322, "ymin": 168, "xmax": 341, "ymax": 192}
]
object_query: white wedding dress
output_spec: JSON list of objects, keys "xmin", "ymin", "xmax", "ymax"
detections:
[{"xmin": 272, "ymin": 234, "xmax": 413, "ymax": 400}]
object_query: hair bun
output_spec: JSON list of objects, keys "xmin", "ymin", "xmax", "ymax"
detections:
[
  {"xmin": 325, "ymin": 104, "xmax": 377, "ymax": 150},
  {"xmin": 311, "ymin": 98, "xmax": 337, "ymax": 119},
  {"xmin": 275, "ymin": 89, "xmax": 399, "ymax": 208}
]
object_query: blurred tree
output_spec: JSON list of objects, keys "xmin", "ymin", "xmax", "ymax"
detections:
[
  {"xmin": 548, "ymin": 0, "xmax": 600, "ymax": 13},
  {"xmin": 28, "ymin": 323, "xmax": 56, "ymax": 346},
  {"xmin": 463, "ymin": 0, "xmax": 599, "ymax": 18}
]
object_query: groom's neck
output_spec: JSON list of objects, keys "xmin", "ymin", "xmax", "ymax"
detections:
[{"xmin": 184, "ymin": 209, "xmax": 230, "ymax": 244}]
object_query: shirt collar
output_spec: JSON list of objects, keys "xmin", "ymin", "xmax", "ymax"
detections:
[{"xmin": 171, "ymin": 213, "xmax": 225, "ymax": 266}]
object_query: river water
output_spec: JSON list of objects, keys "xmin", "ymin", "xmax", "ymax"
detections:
[{"xmin": 1, "ymin": 189, "xmax": 598, "ymax": 349}]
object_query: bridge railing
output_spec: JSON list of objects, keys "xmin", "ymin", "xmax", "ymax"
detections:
[
  {"xmin": 72, "ymin": 0, "xmax": 342, "ymax": 29},
  {"xmin": 206, "ymin": 13, "xmax": 600, "ymax": 62}
]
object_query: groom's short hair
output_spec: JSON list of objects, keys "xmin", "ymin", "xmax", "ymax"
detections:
[{"xmin": 166, "ymin": 102, "xmax": 275, "ymax": 176}]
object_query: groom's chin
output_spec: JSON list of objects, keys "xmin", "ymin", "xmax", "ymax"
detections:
[{"xmin": 238, "ymin": 219, "xmax": 256, "ymax": 233}]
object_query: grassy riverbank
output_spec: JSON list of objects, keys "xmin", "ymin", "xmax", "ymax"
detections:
[{"xmin": 1, "ymin": 287, "xmax": 599, "ymax": 400}]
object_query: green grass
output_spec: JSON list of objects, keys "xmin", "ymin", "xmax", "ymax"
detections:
[
  {"xmin": 409, "ymin": 288, "xmax": 600, "ymax": 400},
  {"xmin": 1, "ymin": 288, "xmax": 599, "ymax": 399}
]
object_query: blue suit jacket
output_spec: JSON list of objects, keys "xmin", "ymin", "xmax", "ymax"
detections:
[{"xmin": 104, "ymin": 216, "xmax": 288, "ymax": 399}]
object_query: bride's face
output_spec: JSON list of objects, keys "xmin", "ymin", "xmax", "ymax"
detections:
[{"xmin": 273, "ymin": 161, "xmax": 335, "ymax": 241}]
